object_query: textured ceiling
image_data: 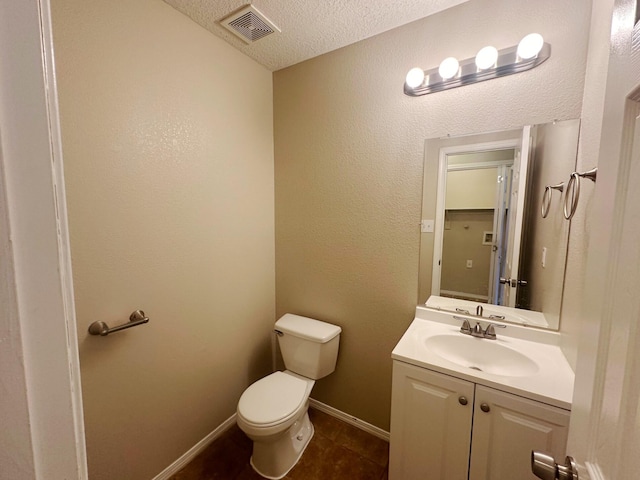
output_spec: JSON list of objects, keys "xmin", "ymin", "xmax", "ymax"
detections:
[{"xmin": 162, "ymin": 0, "xmax": 469, "ymax": 71}]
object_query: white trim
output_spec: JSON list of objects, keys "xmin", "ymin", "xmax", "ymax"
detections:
[
  {"xmin": 439, "ymin": 290, "xmax": 490, "ymax": 302},
  {"xmin": 505, "ymin": 126, "xmax": 531, "ymax": 307},
  {"xmin": 152, "ymin": 401, "xmax": 390, "ymax": 480},
  {"xmin": 0, "ymin": 1, "xmax": 86, "ymax": 478},
  {"xmin": 309, "ymin": 398, "xmax": 390, "ymax": 441},
  {"xmin": 152, "ymin": 414, "xmax": 238, "ymax": 480},
  {"xmin": 38, "ymin": 0, "xmax": 88, "ymax": 475},
  {"xmin": 447, "ymin": 159, "xmax": 514, "ymax": 171},
  {"xmin": 439, "ymin": 139, "xmax": 522, "ymax": 157},
  {"xmin": 430, "ymin": 143, "xmax": 449, "ymax": 295}
]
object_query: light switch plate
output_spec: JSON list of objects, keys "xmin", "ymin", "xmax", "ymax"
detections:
[{"xmin": 421, "ymin": 219, "xmax": 434, "ymax": 233}]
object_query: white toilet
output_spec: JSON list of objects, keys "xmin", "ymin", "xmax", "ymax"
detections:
[{"xmin": 236, "ymin": 313, "xmax": 341, "ymax": 479}]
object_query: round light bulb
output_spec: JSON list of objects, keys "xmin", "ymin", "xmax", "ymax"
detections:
[
  {"xmin": 517, "ymin": 33, "xmax": 544, "ymax": 60},
  {"xmin": 438, "ymin": 57, "xmax": 459, "ymax": 80},
  {"xmin": 405, "ymin": 67, "xmax": 425, "ymax": 88},
  {"xmin": 475, "ymin": 46, "xmax": 498, "ymax": 70}
]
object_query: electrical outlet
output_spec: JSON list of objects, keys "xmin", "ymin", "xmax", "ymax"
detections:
[{"xmin": 466, "ymin": 260, "xmax": 473, "ymax": 268}]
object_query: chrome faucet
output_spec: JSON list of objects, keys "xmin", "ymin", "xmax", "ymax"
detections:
[
  {"xmin": 456, "ymin": 316, "xmax": 506, "ymax": 340},
  {"xmin": 476, "ymin": 305, "xmax": 483, "ymax": 317},
  {"xmin": 471, "ymin": 322, "xmax": 484, "ymax": 338}
]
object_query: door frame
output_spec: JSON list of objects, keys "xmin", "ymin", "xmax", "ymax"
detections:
[
  {"xmin": 0, "ymin": 0, "xmax": 86, "ymax": 478},
  {"xmin": 431, "ymin": 138, "xmax": 520, "ymax": 299},
  {"xmin": 489, "ymin": 163, "xmax": 512, "ymax": 304}
]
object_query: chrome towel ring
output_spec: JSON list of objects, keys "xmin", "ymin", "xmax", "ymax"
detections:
[
  {"xmin": 563, "ymin": 167, "xmax": 597, "ymax": 220},
  {"xmin": 541, "ymin": 182, "xmax": 564, "ymax": 218}
]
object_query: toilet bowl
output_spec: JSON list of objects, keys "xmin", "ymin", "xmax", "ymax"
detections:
[
  {"xmin": 237, "ymin": 371, "xmax": 315, "ymax": 479},
  {"xmin": 236, "ymin": 314, "xmax": 341, "ymax": 479}
]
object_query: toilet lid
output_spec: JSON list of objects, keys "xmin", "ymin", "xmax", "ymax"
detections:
[{"xmin": 238, "ymin": 372, "xmax": 308, "ymax": 426}]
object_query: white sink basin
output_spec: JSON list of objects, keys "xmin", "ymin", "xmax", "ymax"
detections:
[
  {"xmin": 391, "ymin": 307, "xmax": 575, "ymax": 409},
  {"xmin": 424, "ymin": 334, "xmax": 539, "ymax": 377}
]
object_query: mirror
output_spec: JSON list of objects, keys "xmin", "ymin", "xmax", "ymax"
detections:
[{"xmin": 418, "ymin": 119, "xmax": 581, "ymax": 330}]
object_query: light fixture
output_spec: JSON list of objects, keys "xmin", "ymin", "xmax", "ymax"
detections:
[
  {"xmin": 405, "ymin": 67, "xmax": 426, "ymax": 89},
  {"xmin": 438, "ymin": 57, "xmax": 460, "ymax": 80},
  {"xmin": 517, "ymin": 33, "xmax": 544, "ymax": 60},
  {"xmin": 404, "ymin": 33, "xmax": 550, "ymax": 97},
  {"xmin": 475, "ymin": 46, "xmax": 498, "ymax": 70}
]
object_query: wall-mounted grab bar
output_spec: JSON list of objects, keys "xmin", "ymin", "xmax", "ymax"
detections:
[
  {"xmin": 541, "ymin": 182, "xmax": 564, "ymax": 218},
  {"xmin": 564, "ymin": 167, "xmax": 597, "ymax": 220},
  {"xmin": 88, "ymin": 310, "xmax": 149, "ymax": 336}
]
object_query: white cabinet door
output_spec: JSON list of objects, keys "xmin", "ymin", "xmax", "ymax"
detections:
[
  {"xmin": 389, "ymin": 361, "xmax": 475, "ymax": 480},
  {"xmin": 469, "ymin": 386, "xmax": 570, "ymax": 480}
]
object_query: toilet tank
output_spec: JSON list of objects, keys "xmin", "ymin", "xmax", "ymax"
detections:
[{"xmin": 275, "ymin": 314, "xmax": 341, "ymax": 380}]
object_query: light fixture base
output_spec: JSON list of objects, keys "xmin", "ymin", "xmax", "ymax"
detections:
[{"xmin": 404, "ymin": 43, "xmax": 551, "ymax": 97}]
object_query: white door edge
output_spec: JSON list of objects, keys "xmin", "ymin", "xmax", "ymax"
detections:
[{"xmin": 38, "ymin": 0, "xmax": 88, "ymax": 476}]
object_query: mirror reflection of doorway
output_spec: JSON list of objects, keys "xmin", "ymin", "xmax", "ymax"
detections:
[{"xmin": 439, "ymin": 150, "xmax": 515, "ymax": 303}]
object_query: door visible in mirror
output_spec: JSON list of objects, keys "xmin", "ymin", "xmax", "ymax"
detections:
[{"xmin": 418, "ymin": 119, "xmax": 581, "ymax": 330}]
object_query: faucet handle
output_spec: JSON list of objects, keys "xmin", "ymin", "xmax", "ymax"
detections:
[
  {"xmin": 460, "ymin": 319, "xmax": 471, "ymax": 334},
  {"xmin": 484, "ymin": 323, "xmax": 506, "ymax": 339},
  {"xmin": 454, "ymin": 316, "xmax": 472, "ymax": 334},
  {"xmin": 485, "ymin": 324, "xmax": 497, "ymax": 339}
]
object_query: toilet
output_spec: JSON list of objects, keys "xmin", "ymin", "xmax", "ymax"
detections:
[{"xmin": 236, "ymin": 313, "xmax": 341, "ymax": 479}]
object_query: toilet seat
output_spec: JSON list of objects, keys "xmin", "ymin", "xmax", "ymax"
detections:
[{"xmin": 237, "ymin": 372, "xmax": 311, "ymax": 431}]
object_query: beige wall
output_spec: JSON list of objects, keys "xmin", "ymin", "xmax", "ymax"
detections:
[
  {"xmin": 274, "ymin": 0, "xmax": 590, "ymax": 430},
  {"xmin": 52, "ymin": 0, "xmax": 274, "ymax": 478},
  {"xmin": 441, "ymin": 210, "xmax": 495, "ymax": 299},
  {"xmin": 559, "ymin": 0, "xmax": 611, "ymax": 371},
  {"xmin": 518, "ymin": 120, "xmax": 580, "ymax": 326},
  {"xmin": 445, "ymin": 168, "xmax": 500, "ymax": 210}
]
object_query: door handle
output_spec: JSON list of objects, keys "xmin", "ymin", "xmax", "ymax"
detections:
[
  {"xmin": 499, "ymin": 277, "xmax": 528, "ymax": 287},
  {"xmin": 531, "ymin": 451, "xmax": 579, "ymax": 480}
]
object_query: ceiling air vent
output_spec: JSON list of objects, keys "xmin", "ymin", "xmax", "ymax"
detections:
[{"xmin": 220, "ymin": 5, "xmax": 280, "ymax": 44}]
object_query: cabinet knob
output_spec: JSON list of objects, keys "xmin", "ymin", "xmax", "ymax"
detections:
[
  {"xmin": 480, "ymin": 402, "xmax": 491, "ymax": 413},
  {"xmin": 458, "ymin": 396, "xmax": 468, "ymax": 406}
]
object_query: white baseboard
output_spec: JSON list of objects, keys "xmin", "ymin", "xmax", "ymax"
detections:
[
  {"xmin": 153, "ymin": 399, "xmax": 388, "ymax": 479},
  {"xmin": 152, "ymin": 413, "xmax": 237, "ymax": 480},
  {"xmin": 309, "ymin": 398, "xmax": 389, "ymax": 442}
]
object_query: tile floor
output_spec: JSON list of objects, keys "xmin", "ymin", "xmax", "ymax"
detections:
[{"xmin": 169, "ymin": 407, "xmax": 389, "ymax": 480}]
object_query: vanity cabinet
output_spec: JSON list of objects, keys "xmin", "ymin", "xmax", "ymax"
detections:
[{"xmin": 389, "ymin": 361, "xmax": 570, "ymax": 480}]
